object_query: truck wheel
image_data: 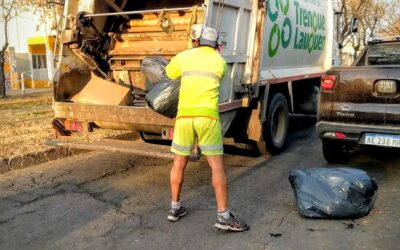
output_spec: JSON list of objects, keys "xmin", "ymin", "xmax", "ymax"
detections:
[
  {"xmin": 264, "ymin": 93, "xmax": 289, "ymax": 155},
  {"xmin": 322, "ymin": 139, "xmax": 351, "ymax": 163}
]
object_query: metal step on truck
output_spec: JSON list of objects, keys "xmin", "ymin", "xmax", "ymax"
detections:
[{"xmin": 49, "ymin": 0, "xmax": 333, "ymax": 157}]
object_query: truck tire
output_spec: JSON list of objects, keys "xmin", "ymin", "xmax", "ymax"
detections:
[
  {"xmin": 322, "ymin": 139, "xmax": 351, "ymax": 163},
  {"xmin": 264, "ymin": 93, "xmax": 289, "ymax": 155}
]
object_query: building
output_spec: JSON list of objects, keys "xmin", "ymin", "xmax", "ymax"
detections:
[
  {"xmin": 1, "ymin": 9, "xmax": 56, "ymax": 90},
  {"xmin": 25, "ymin": 36, "xmax": 57, "ymax": 89}
]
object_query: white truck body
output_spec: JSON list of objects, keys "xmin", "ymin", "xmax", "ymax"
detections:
[{"xmin": 261, "ymin": 0, "xmax": 333, "ymax": 81}]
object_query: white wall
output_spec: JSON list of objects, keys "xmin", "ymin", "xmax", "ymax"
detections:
[{"xmin": 0, "ymin": 10, "xmax": 55, "ymax": 53}]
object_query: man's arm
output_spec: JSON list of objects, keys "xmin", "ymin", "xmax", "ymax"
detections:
[{"xmin": 166, "ymin": 55, "xmax": 181, "ymax": 80}]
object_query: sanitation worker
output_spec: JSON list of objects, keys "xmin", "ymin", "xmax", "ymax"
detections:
[{"xmin": 165, "ymin": 26, "xmax": 248, "ymax": 232}]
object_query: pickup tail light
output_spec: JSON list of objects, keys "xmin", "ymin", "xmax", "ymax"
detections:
[
  {"xmin": 335, "ymin": 132, "xmax": 347, "ymax": 139},
  {"xmin": 321, "ymin": 75, "xmax": 337, "ymax": 90},
  {"xmin": 323, "ymin": 132, "xmax": 348, "ymax": 139}
]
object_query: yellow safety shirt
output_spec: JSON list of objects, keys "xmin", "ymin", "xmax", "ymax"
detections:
[{"xmin": 166, "ymin": 46, "xmax": 227, "ymax": 119}]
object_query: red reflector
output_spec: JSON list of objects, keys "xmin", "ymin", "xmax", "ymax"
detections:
[
  {"xmin": 76, "ymin": 122, "xmax": 83, "ymax": 132},
  {"xmin": 64, "ymin": 120, "xmax": 83, "ymax": 132},
  {"xmin": 335, "ymin": 132, "xmax": 347, "ymax": 138},
  {"xmin": 70, "ymin": 122, "xmax": 77, "ymax": 131},
  {"xmin": 321, "ymin": 75, "xmax": 337, "ymax": 90}
]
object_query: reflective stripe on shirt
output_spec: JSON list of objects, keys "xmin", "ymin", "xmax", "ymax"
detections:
[{"xmin": 181, "ymin": 71, "xmax": 221, "ymax": 81}]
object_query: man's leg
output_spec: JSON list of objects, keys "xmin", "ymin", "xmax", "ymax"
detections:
[
  {"xmin": 207, "ymin": 154, "xmax": 249, "ymax": 231},
  {"xmin": 170, "ymin": 154, "xmax": 189, "ymax": 202},
  {"xmin": 168, "ymin": 154, "xmax": 189, "ymax": 222},
  {"xmin": 168, "ymin": 118, "xmax": 194, "ymax": 222},
  {"xmin": 206, "ymin": 155, "xmax": 228, "ymax": 212},
  {"xmin": 196, "ymin": 117, "xmax": 248, "ymax": 231}
]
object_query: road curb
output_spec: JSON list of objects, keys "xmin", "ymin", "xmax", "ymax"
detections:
[{"xmin": 0, "ymin": 147, "xmax": 85, "ymax": 174}]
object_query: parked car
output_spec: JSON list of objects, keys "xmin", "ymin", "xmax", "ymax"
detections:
[{"xmin": 317, "ymin": 37, "xmax": 400, "ymax": 163}]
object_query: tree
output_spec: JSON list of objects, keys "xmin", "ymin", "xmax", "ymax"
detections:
[
  {"xmin": 333, "ymin": 0, "xmax": 368, "ymax": 64},
  {"xmin": 0, "ymin": 0, "xmax": 53, "ymax": 98},
  {"xmin": 350, "ymin": 0, "xmax": 391, "ymax": 60},
  {"xmin": 0, "ymin": 0, "xmax": 17, "ymax": 98},
  {"xmin": 381, "ymin": 0, "xmax": 400, "ymax": 36},
  {"xmin": 384, "ymin": 16, "xmax": 400, "ymax": 36},
  {"xmin": 334, "ymin": 0, "xmax": 399, "ymax": 63}
]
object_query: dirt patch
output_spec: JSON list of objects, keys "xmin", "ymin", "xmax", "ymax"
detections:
[{"xmin": 0, "ymin": 148, "xmax": 84, "ymax": 174}]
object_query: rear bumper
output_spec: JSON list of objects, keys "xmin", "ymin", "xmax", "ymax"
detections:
[
  {"xmin": 53, "ymin": 101, "xmax": 243, "ymax": 134},
  {"xmin": 54, "ymin": 102, "xmax": 175, "ymax": 133},
  {"xmin": 316, "ymin": 121, "xmax": 400, "ymax": 143}
]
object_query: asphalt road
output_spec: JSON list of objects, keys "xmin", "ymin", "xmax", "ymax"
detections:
[{"xmin": 1, "ymin": 118, "xmax": 399, "ymax": 250}]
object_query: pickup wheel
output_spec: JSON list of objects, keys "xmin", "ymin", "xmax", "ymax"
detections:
[
  {"xmin": 322, "ymin": 139, "xmax": 351, "ymax": 163},
  {"xmin": 263, "ymin": 93, "xmax": 289, "ymax": 155}
]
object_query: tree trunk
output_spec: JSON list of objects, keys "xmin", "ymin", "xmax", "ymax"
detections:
[
  {"xmin": 353, "ymin": 48, "xmax": 359, "ymax": 62},
  {"xmin": 0, "ymin": 50, "xmax": 6, "ymax": 98}
]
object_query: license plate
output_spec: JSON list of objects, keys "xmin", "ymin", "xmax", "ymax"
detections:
[{"xmin": 364, "ymin": 133, "xmax": 400, "ymax": 148}]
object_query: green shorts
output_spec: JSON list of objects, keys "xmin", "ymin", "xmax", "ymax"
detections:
[{"xmin": 171, "ymin": 117, "xmax": 223, "ymax": 156}]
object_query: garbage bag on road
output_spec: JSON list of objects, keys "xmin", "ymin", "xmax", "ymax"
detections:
[
  {"xmin": 145, "ymin": 79, "xmax": 180, "ymax": 118},
  {"xmin": 289, "ymin": 168, "xmax": 378, "ymax": 219}
]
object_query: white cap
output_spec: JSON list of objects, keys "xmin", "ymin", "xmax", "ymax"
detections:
[{"xmin": 199, "ymin": 27, "xmax": 218, "ymax": 48}]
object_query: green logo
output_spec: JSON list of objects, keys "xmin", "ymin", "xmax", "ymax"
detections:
[
  {"xmin": 267, "ymin": 0, "xmax": 327, "ymax": 58},
  {"xmin": 268, "ymin": 0, "xmax": 291, "ymax": 57}
]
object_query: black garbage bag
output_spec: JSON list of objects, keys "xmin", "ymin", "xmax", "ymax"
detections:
[
  {"xmin": 145, "ymin": 79, "xmax": 180, "ymax": 118},
  {"xmin": 141, "ymin": 57, "xmax": 169, "ymax": 85},
  {"xmin": 289, "ymin": 168, "xmax": 378, "ymax": 219}
]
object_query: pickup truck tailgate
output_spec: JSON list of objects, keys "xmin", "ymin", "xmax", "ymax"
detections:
[
  {"xmin": 385, "ymin": 70, "xmax": 400, "ymax": 125},
  {"xmin": 330, "ymin": 68, "xmax": 390, "ymax": 125}
]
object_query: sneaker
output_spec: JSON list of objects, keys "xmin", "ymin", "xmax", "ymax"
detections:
[
  {"xmin": 167, "ymin": 206, "xmax": 187, "ymax": 222},
  {"xmin": 214, "ymin": 213, "xmax": 249, "ymax": 232}
]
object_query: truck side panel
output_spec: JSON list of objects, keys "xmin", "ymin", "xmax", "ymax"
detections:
[{"xmin": 260, "ymin": 0, "xmax": 333, "ymax": 82}]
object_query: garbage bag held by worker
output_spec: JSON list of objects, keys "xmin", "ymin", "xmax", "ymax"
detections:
[
  {"xmin": 141, "ymin": 57, "xmax": 169, "ymax": 85},
  {"xmin": 289, "ymin": 168, "xmax": 378, "ymax": 219},
  {"xmin": 145, "ymin": 79, "xmax": 180, "ymax": 118}
]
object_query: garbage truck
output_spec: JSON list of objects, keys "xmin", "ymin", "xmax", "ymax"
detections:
[{"xmin": 50, "ymin": 0, "xmax": 333, "ymax": 155}]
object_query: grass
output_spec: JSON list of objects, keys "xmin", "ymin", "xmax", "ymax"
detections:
[
  {"xmin": 0, "ymin": 92, "xmax": 129, "ymax": 159},
  {"xmin": 0, "ymin": 92, "xmax": 54, "ymax": 159}
]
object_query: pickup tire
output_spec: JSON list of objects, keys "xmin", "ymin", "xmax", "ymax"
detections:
[
  {"xmin": 322, "ymin": 139, "xmax": 351, "ymax": 163},
  {"xmin": 264, "ymin": 93, "xmax": 289, "ymax": 155}
]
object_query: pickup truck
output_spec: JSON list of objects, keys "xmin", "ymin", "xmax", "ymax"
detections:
[{"xmin": 317, "ymin": 37, "xmax": 400, "ymax": 163}]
